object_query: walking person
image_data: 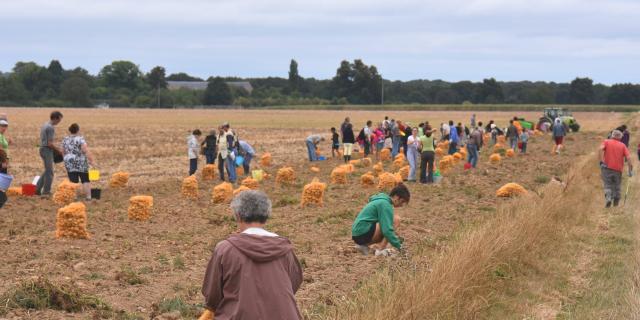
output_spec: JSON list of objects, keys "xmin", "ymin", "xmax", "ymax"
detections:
[
  {"xmin": 188, "ymin": 129, "xmax": 202, "ymax": 176},
  {"xmin": 238, "ymin": 140, "xmax": 255, "ymax": 176},
  {"xmin": 373, "ymin": 123, "xmax": 384, "ymax": 159},
  {"xmin": 330, "ymin": 127, "xmax": 340, "ymax": 159},
  {"xmin": 520, "ymin": 129, "xmax": 530, "ymax": 154},
  {"xmin": 305, "ymin": 134, "xmax": 325, "ymax": 162},
  {"xmin": 62, "ymin": 123, "xmax": 96, "ymax": 200},
  {"xmin": 341, "ymin": 117, "xmax": 355, "ymax": 163},
  {"xmin": 36, "ymin": 111, "xmax": 63, "ymax": 196},
  {"xmin": 201, "ymin": 130, "xmax": 217, "ymax": 165},
  {"xmin": 467, "ymin": 127, "xmax": 482, "ymax": 168},
  {"xmin": 201, "ymin": 190, "xmax": 303, "ymax": 319},
  {"xmin": 419, "ymin": 130, "xmax": 436, "ymax": 183},
  {"xmin": 552, "ymin": 118, "xmax": 566, "ymax": 154},
  {"xmin": 448, "ymin": 120, "xmax": 459, "ymax": 155},
  {"xmin": 406, "ymin": 128, "xmax": 420, "ymax": 182},
  {"xmin": 363, "ymin": 120, "xmax": 373, "ymax": 157},
  {"xmin": 506, "ymin": 120, "xmax": 519, "ymax": 150},
  {"xmin": 599, "ymin": 130, "xmax": 633, "ymax": 208}
]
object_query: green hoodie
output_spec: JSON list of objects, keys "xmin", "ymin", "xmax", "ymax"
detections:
[{"xmin": 351, "ymin": 193, "xmax": 402, "ymax": 249}]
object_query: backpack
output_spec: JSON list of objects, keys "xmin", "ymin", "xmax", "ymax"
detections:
[{"xmin": 357, "ymin": 128, "xmax": 365, "ymax": 141}]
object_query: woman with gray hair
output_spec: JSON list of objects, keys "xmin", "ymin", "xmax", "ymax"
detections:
[
  {"xmin": 599, "ymin": 130, "xmax": 633, "ymax": 208},
  {"xmin": 202, "ymin": 190, "xmax": 303, "ymax": 319}
]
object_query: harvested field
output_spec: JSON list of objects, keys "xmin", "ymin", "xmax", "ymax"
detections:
[{"xmin": 0, "ymin": 108, "xmax": 623, "ymax": 319}]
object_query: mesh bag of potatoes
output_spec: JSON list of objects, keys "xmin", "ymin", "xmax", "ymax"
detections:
[
  {"xmin": 212, "ymin": 182, "xmax": 234, "ymax": 204},
  {"xmin": 439, "ymin": 156, "xmax": 454, "ymax": 174},
  {"xmin": 373, "ymin": 162, "xmax": 384, "ymax": 176},
  {"xmin": 7, "ymin": 187, "xmax": 22, "ymax": 196},
  {"xmin": 275, "ymin": 167, "xmax": 296, "ymax": 185},
  {"xmin": 233, "ymin": 185, "xmax": 252, "ymax": 197},
  {"xmin": 260, "ymin": 153, "xmax": 272, "ymax": 167},
  {"xmin": 338, "ymin": 164, "xmax": 355, "ymax": 174},
  {"xmin": 377, "ymin": 172, "xmax": 399, "ymax": 192},
  {"xmin": 435, "ymin": 147, "xmax": 445, "ymax": 157},
  {"xmin": 331, "ymin": 167, "xmax": 348, "ymax": 184},
  {"xmin": 505, "ymin": 149, "xmax": 515, "ymax": 157},
  {"xmin": 202, "ymin": 164, "xmax": 216, "ymax": 181},
  {"xmin": 301, "ymin": 178, "xmax": 327, "ymax": 208},
  {"xmin": 181, "ymin": 175, "xmax": 199, "ymax": 199},
  {"xmin": 397, "ymin": 165, "xmax": 410, "ymax": 181},
  {"xmin": 453, "ymin": 152, "xmax": 463, "ymax": 162},
  {"xmin": 380, "ymin": 149, "xmax": 391, "ymax": 161},
  {"xmin": 392, "ymin": 157, "xmax": 405, "ymax": 170},
  {"xmin": 128, "ymin": 195, "xmax": 154, "ymax": 221},
  {"xmin": 496, "ymin": 183, "xmax": 527, "ymax": 197},
  {"xmin": 362, "ymin": 157, "xmax": 372, "ymax": 167},
  {"xmin": 241, "ymin": 177, "xmax": 259, "ymax": 189},
  {"xmin": 497, "ymin": 136, "xmax": 506, "ymax": 144},
  {"xmin": 53, "ymin": 180, "xmax": 78, "ymax": 206},
  {"xmin": 310, "ymin": 166, "xmax": 320, "ymax": 173},
  {"xmin": 55, "ymin": 202, "xmax": 90, "ymax": 239},
  {"xmin": 361, "ymin": 172, "xmax": 375, "ymax": 187},
  {"xmin": 110, "ymin": 172, "xmax": 130, "ymax": 188},
  {"xmin": 489, "ymin": 153, "xmax": 502, "ymax": 164},
  {"xmin": 493, "ymin": 143, "xmax": 506, "ymax": 153},
  {"xmin": 349, "ymin": 159, "xmax": 362, "ymax": 167}
]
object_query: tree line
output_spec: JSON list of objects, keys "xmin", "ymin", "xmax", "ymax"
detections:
[{"xmin": 0, "ymin": 59, "xmax": 639, "ymax": 108}]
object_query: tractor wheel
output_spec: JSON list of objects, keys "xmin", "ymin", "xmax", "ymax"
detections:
[{"xmin": 569, "ymin": 123, "xmax": 580, "ymax": 132}]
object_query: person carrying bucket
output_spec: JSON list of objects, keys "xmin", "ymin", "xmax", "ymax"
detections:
[
  {"xmin": 238, "ymin": 140, "xmax": 255, "ymax": 175},
  {"xmin": 62, "ymin": 123, "xmax": 96, "ymax": 201},
  {"xmin": 305, "ymin": 134, "xmax": 325, "ymax": 162},
  {"xmin": 36, "ymin": 111, "xmax": 64, "ymax": 197}
]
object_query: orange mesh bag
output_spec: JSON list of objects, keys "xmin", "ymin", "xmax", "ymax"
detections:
[
  {"xmin": 453, "ymin": 152, "xmax": 463, "ymax": 162},
  {"xmin": 331, "ymin": 167, "xmax": 348, "ymax": 184},
  {"xmin": 310, "ymin": 166, "xmax": 320, "ymax": 173},
  {"xmin": 55, "ymin": 202, "xmax": 90, "ymax": 239},
  {"xmin": 241, "ymin": 177, "xmax": 259, "ymax": 190},
  {"xmin": 496, "ymin": 183, "xmax": 527, "ymax": 197},
  {"xmin": 275, "ymin": 167, "xmax": 296, "ymax": 185},
  {"xmin": 361, "ymin": 172, "xmax": 375, "ymax": 187},
  {"xmin": 53, "ymin": 180, "xmax": 78, "ymax": 206},
  {"xmin": 212, "ymin": 182, "xmax": 233, "ymax": 204},
  {"xmin": 259, "ymin": 153, "xmax": 272, "ymax": 167},
  {"xmin": 506, "ymin": 149, "xmax": 515, "ymax": 157},
  {"xmin": 128, "ymin": 196, "xmax": 154, "ymax": 221},
  {"xmin": 380, "ymin": 149, "xmax": 391, "ymax": 161},
  {"xmin": 362, "ymin": 157, "xmax": 372, "ymax": 167},
  {"xmin": 439, "ymin": 155, "xmax": 455, "ymax": 174},
  {"xmin": 109, "ymin": 172, "xmax": 130, "ymax": 188},
  {"xmin": 301, "ymin": 178, "xmax": 326, "ymax": 208},
  {"xmin": 373, "ymin": 162, "xmax": 384, "ymax": 176},
  {"xmin": 233, "ymin": 186, "xmax": 252, "ymax": 197},
  {"xmin": 493, "ymin": 143, "xmax": 506, "ymax": 153},
  {"xmin": 181, "ymin": 175, "xmax": 199, "ymax": 199},
  {"xmin": 349, "ymin": 159, "xmax": 362, "ymax": 167},
  {"xmin": 338, "ymin": 164, "xmax": 355, "ymax": 174},
  {"xmin": 377, "ymin": 172, "xmax": 398, "ymax": 192},
  {"xmin": 202, "ymin": 164, "xmax": 216, "ymax": 181},
  {"xmin": 397, "ymin": 165, "xmax": 410, "ymax": 181},
  {"xmin": 7, "ymin": 187, "xmax": 22, "ymax": 196},
  {"xmin": 497, "ymin": 136, "xmax": 506, "ymax": 143},
  {"xmin": 459, "ymin": 147, "xmax": 467, "ymax": 158},
  {"xmin": 489, "ymin": 153, "xmax": 502, "ymax": 164},
  {"xmin": 435, "ymin": 147, "xmax": 445, "ymax": 157}
]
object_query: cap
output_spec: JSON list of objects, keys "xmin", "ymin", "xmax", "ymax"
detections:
[
  {"xmin": 0, "ymin": 120, "xmax": 8, "ymax": 126},
  {"xmin": 222, "ymin": 122, "xmax": 230, "ymax": 127}
]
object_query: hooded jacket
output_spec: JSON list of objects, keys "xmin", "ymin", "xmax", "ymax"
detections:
[
  {"xmin": 202, "ymin": 232, "xmax": 303, "ymax": 320},
  {"xmin": 351, "ymin": 193, "xmax": 402, "ymax": 249}
]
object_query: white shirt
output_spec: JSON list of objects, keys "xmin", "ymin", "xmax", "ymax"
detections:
[
  {"xmin": 187, "ymin": 135, "xmax": 200, "ymax": 159},
  {"xmin": 242, "ymin": 227, "xmax": 278, "ymax": 237},
  {"xmin": 364, "ymin": 126, "xmax": 371, "ymax": 138},
  {"xmin": 442, "ymin": 124, "xmax": 450, "ymax": 135}
]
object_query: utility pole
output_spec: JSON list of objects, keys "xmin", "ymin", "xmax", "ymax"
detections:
[{"xmin": 381, "ymin": 76, "xmax": 384, "ymax": 105}]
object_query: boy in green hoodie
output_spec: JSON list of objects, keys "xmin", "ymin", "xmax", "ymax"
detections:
[{"xmin": 351, "ymin": 184, "xmax": 410, "ymax": 255}]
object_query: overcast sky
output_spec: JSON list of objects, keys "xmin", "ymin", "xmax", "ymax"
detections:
[{"xmin": 1, "ymin": 0, "xmax": 638, "ymax": 84}]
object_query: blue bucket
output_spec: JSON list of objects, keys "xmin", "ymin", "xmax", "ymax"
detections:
[
  {"xmin": 0, "ymin": 173, "xmax": 13, "ymax": 191},
  {"xmin": 318, "ymin": 156, "xmax": 326, "ymax": 161},
  {"xmin": 235, "ymin": 155, "xmax": 245, "ymax": 166}
]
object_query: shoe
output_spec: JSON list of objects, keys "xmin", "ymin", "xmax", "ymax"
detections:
[
  {"xmin": 613, "ymin": 198, "xmax": 620, "ymax": 207},
  {"xmin": 355, "ymin": 245, "xmax": 369, "ymax": 256},
  {"xmin": 605, "ymin": 201, "xmax": 612, "ymax": 208}
]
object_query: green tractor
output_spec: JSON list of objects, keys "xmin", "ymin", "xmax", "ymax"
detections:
[{"xmin": 538, "ymin": 107, "xmax": 580, "ymax": 132}]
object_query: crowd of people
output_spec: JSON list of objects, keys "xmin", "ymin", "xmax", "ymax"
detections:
[{"xmin": 0, "ymin": 110, "xmax": 636, "ymax": 319}]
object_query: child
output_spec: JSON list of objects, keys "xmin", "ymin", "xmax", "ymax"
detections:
[
  {"xmin": 520, "ymin": 129, "xmax": 529, "ymax": 154},
  {"xmin": 331, "ymin": 127, "xmax": 340, "ymax": 158},
  {"xmin": 188, "ymin": 129, "xmax": 202, "ymax": 175}
]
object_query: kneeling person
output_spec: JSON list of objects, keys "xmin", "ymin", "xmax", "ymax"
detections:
[{"xmin": 351, "ymin": 184, "xmax": 410, "ymax": 255}]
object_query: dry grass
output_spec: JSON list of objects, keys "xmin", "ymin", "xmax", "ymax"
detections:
[{"xmin": 317, "ymin": 153, "xmax": 599, "ymax": 319}]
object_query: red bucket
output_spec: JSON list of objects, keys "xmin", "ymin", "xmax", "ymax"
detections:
[
  {"xmin": 464, "ymin": 163, "xmax": 472, "ymax": 170},
  {"xmin": 22, "ymin": 184, "xmax": 36, "ymax": 196}
]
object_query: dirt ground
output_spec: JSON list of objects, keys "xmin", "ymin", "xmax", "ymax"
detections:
[{"xmin": 0, "ymin": 108, "xmax": 623, "ymax": 319}]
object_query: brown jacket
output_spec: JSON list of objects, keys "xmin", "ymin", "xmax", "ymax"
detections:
[{"xmin": 202, "ymin": 232, "xmax": 303, "ymax": 320}]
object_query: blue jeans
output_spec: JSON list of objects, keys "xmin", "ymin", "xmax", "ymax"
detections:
[
  {"xmin": 189, "ymin": 158, "xmax": 197, "ymax": 175},
  {"xmin": 306, "ymin": 140, "xmax": 317, "ymax": 161},
  {"xmin": 205, "ymin": 151, "xmax": 216, "ymax": 164},
  {"xmin": 509, "ymin": 137, "xmax": 518, "ymax": 150},
  {"xmin": 448, "ymin": 141, "xmax": 458, "ymax": 155},
  {"xmin": 36, "ymin": 147, "xmax": 55, "ymax": 195},
  {"xmin": 407, "ymin": 147, "xmax": 419, "ymax": 181},
  {"xmin": 392, "ymin": 136, "xmax": 401, "ymax": 157},
  {"xmin": 225, "ymin": 156, "xmax": 237, "ymax": 182},
  {"xmin": 243, "ymin": 153, "xmax": 253, "ymax": 175},
  {"xmin": 467, "ymin": 144, "xmax": 478, "ymax": 168}
]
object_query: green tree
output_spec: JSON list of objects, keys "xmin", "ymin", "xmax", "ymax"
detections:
[
  {"xmin": 288, "ymin": 59, "xmax": 302, "ymax": 92},
  {"xmin": 0, "ymin": 76, "xmax": 30, "ymax": 104},
  {"xmin": 569, "ymin": 77, "xmax": 594, "ymax": 104},
  {"xmin": 203, "ymin": 77, "xmax": 233, "ymax": 105},
  {"xmin": 166, "ymin": 72, "xmax": 203, "ymax": 81},
  {"xmin": 330, "ymin": 59, "xmax": 381, "ymax": 104},
  {"xmin": 13, "ymin": 62, "xmax": 52, "ymax": 100},
  {"xmin": 607, "ymin": 83, "xmax": 640, "ymax": 104},
  {"xmin": 60, "ymin": 76, "xmax": 91, "ymax": 107},
  {"xmin": 475, "ymin": 78, "xmax": 503, "ymax": 103},
  {"xmin": 147, "ymin": 66, "xmax": 167, "ymax": 107},
  {"xmin": 99, "ymin": 61, "xmax": 143, "ymax": 90},
  {"xmin": 47, "ymin": 60, "xmax": 65, "ymax": 94}
]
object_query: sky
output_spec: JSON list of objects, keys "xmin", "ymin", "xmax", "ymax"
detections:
[{"xmin": 0, "ymin": 0, "xmax": 639, "ymax": 84}]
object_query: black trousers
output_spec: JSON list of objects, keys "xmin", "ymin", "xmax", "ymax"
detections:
[{"xmin": 420, "ymin": 151, "xmax": 435, "ymax": 183}]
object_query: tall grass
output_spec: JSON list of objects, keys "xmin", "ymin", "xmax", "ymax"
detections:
[{"xmin": 317, "ymin": 154, "xmax": 599, "ymax": 319}]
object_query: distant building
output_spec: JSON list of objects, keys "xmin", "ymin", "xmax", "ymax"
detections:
[{"xmin": 167, "ymin": 80, "xmax": 253, "ymax": 94}]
